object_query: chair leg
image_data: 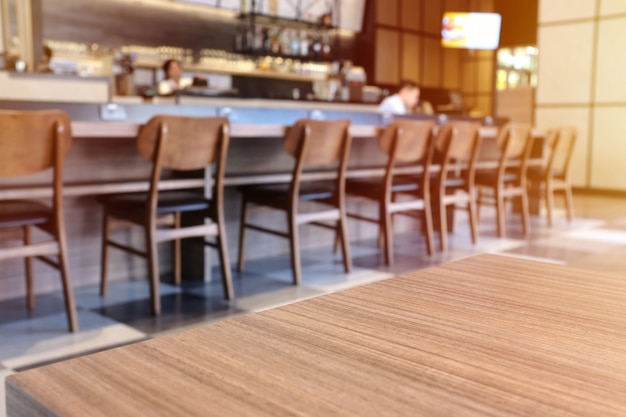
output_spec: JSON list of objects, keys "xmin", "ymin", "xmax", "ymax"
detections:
[
  {"xmin": 22, "ymin": 226, "xmax": 34, "ymax": 310},
  {"xmin": 382, "ymin": 204, "xmax": 394, "ymax": 265},
  {"xmin": 57, "ymin": 223, "xmax": 79, "ymax": 333},
  {"xmin": 338, "ymin": 210, "xmax": 352, "ymax": 274},
  {"xmin": 564, "ymin": 184, "xmax": 575, "ymax": 222},
  {"xmin": 520, "ymin": 188, "xmax": 531, "ymax": 237},
  {"xmin": 145, "ymin": 225, "xmax": 161, "ymax": 316},
  {"xmin": 237, "ymin": 197, "xmax": 249, "ymax": 273},
  {"xmin": 545, "ymin": 181, "xmax": 554, "ymax": 227},
  {"xmin": 288, "ymin": 212, "xmax": 302, "ymax": 285},
  {"xmin": 476, "ymin": 187, "xmax": 483, "ymax": 225},
  {"xmin": 173, "ymin": 212, "xmax": 182, "ymax": 286},
  {"xmin": 468, "ymin": 196, "xmax": 479, "ymax": 245},
  {"xmin": 216, "ymin": 221, "xmax": 234, "ymax": 300},
  {"xmin": 100, "ymin": 211, "xmax": 110, "ymax": 297},
  {"xmin": 423, "ymin": 198, "xmax": 435, "ymax": 256},
  {"xmin": 495, "ymin": 187, "xmax": 506, "ymax": 238},
  {"xmin": 439, "ymin": 200, "xmax": 448, "ymax": 252}
]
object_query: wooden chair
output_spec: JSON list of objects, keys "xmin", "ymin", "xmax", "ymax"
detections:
[
  {"xmin": 433, "ymin": 122, "xmax": 482, "ymax": 251},
  {"xmin": 528, "ymin": 126, "xmax": 576, "ymax": 226},
  {"xmin": 344, "ymin": 119, "xmax": 436, "ymax": 265},
  {"xmin": 99, "ymin": 115, "xmax": 233, "ymax": 316},
  {"xmin": 0, "ymin": 110, "xmax": 78, "ymax": 332},
  {"xmin": 237, "ymin": 119, "xmax": 352, "ymax": 285},
  {"xmin": 475, "ymin": 122, "xmax": 534, "ymax": 238}
]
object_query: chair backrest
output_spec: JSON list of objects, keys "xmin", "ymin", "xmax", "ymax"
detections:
[
  {"xmin": 283, "ymin": 119, "xmax": 350, "ymax": 165},
  {"xmin": 0, "ymin": 110, "xmax": 72, "ymax": 177},
  {"xmin": 137, "ymin": 115, "xmax": 229, "ymax": 171},
  {"xmin": 434, "ymin": 121, "xmax": 482, "ymax": 188},
  {"xmin": 496, "ymin": 122, "xmax": 533, "ymax": 160},
  {"xmin": 378, "ymin": 119, "xmax": 436, "ymax": 163},
  {"xmin": 546, "ymin": 126, "xmax": 576, "ymax": 177},
  {"xmin": 435, "ymin": 121, "xmax": 482, "ymax": 162}
]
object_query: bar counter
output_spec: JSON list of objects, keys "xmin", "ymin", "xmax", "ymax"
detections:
[{"xmin": 0, "ymin": 98, "xmax": 510, "ymax": 301}]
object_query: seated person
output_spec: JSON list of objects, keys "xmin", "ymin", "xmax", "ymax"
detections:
[
  {"xmin": 377, "ymin": 80, "xmax": 420, "ymax": 115},
  {"xmin": 36, "ymin": 45, "xmax": 53, "ymax": 73},
  {"xmin": 158, "ymin": 59, "xmax": 193, "ymax": 95}
]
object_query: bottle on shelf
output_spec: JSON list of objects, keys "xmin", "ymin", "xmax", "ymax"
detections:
[
  {"xmin": 262, "ymin": 27, "xmax": 270, "ymax": 53},
  {"xmin": 235, "ymin": 22, "xmax": 246, "ymax": 52},
  {"xmin": 290, "ymin": 29, "xmax": 300, "ymax": 57},
  {"xmin": 321, "ymin": 31, "xmax": 332, "ymax": 60},
  {"xmin": 299, "ymin": 30, "xmax": 309, "ymax": 57},
  {"xmin": 253, "ymin": 26, "xmax": 263, "ymax": 51},
  {"xmin": 310, "ymin": 31, "xmax": 322, "ymax": 59}
]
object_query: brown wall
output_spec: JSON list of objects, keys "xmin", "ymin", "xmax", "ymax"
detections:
[
  {"xmin": 495, "ymin": 0, "xmax": 538, "ymax": 47},
  {"xmin": 363, "ymin": 0, "xmax": 498, "ymax": 116}
]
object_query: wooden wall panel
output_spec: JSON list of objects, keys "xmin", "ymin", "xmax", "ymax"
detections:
[
  {"xmin": 445, "ymin": 0, "xmax": 469, "ymax": 12},
  {"xmin": 375, "ymin": 28, "xmax": 400, "ymax": 84},
  {"xmin": 400, "ymin": 0, "xmax": 421, "ymax": 32},
  {"xmin": 442, "ymin": 48, "xmax": 461, "ymax": 89},
  {"xmin": 422, "ymin": 38, "xmax": 441, "ymax": 87},
  {"xmin": 462, "ymin": 59, "xmax": 476, "ymax": 93},
  {"xmin": 423, "ymin": 0, "xmax": 443, "ymax": 34},
  {"xmin": 401, "ymin": 33, "xmax": 420, "ymax": 82},
  {"xmin": 478, "ymin": 56, "xmax": 495, "ymax": 93},
  {"xmin": 375, "ymin": 0, "xmax": 398, "ymax": 26}
]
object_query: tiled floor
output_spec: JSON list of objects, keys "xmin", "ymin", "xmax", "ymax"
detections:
[{"xmin": 3, "ymin": 193, "xmax": 626, "ymax": 416}]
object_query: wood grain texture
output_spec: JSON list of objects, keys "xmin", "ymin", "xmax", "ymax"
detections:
[{"xmin": 7, "ymin": 254, "xmax": 626, "ymax": 417}]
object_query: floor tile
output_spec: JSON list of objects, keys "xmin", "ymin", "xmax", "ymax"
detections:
[
  {"xmin": 1, "ymin": 368, "xmax": 15, "ymax": 417},
  {"xmin": 90, "ymin": 292, "xmax": 243, "ymax": 335},
  {"xmin": 0, "ymin": 310, "xmax": 146, "ymax": 370},
  {"xmin": 306, "ymin": 269, "xmax": 395, "ymax": 292},
  {"xmin": 568, "ymin": 245, "xmax": 626, "ymax": 276},
  {"xmin": 233, "ymin": 285, "xmax": 325, "ymax": 312},
  {"xmin": 74, "ymin": 280, "xmax": 181, "ymax": 310}
]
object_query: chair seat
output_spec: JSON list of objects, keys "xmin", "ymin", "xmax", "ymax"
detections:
[
  {"xmin": 239, "ymin": 181, "xmax": 336, "ymax": 207},
  {"xmin": 475, "ymin": 170, "xmax": 520, "ymax": 186},
  {"xmin": 346, "ymin": 175, "xmax": 422, "ymax": 199},
  {"xmin": 0, "ymin": 200, "xmax": 52, "ymax": 228},
  {"xmin": 435, "ymin": 176, "xmax": 467, "ymax": 190},
  {"xmin": 527, "ymin": 166, "xmax": 565, "ymax": 180},
  {"xmin": 99, "ymin": 191, "xmax": 212, "ymax": 216}
]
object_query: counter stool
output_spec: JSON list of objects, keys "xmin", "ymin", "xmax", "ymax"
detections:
[
  {"xmin": 237, "ymin": 119, "xmax": 352, "ymax": 285},
  {"xmin": 0, "ymin": 110, "xmax": 78, "ymax": 332},
  {"xmin": 433, "ymin": 121, "xmax": 482, "ymax": 251},
  {"xmin": 527, "ymin": 126, "xmax": 576, "ymax": 226},
  {"xmin": 99, "ymin": 115, "xmax": 233, "ymax": 316},
  {"xmin": 344, "ymin": 119, "xmax": 436, "ymax": 265},
  {"xmin": 476, "ymin": 122, "xmax": 534, "ymax": 238}
]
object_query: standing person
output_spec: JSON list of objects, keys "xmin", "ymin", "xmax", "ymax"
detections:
[
  {"xmin": 377, "ymin": 80, "xmax": 420, "ymax": 115},
  {"xmin": 158, "ymin": 59, "xmax": 192, "ymax": 95}
]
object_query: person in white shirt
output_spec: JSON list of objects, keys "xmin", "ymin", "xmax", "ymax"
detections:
[
  {"xmin": 377, "ymin": 80, "xmax": 421, "ymax": 115},
  {"xmin": 158, "ymin": 59, "xmax": 193, "ymax": 95}
]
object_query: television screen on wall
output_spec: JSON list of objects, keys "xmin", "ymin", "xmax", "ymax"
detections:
[{"xmin": 441, "ymin": 12, "xmax": 502, "ymax": 50}]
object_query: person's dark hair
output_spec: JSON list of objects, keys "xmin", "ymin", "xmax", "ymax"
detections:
[
  {"xmin": 162, "ymin": 59, "xmax": 180, "ymax": 75},
  {"xmin": 43, "ymin": 45, "xmax": 52, "ymax": 60},
  {"xmin": 398, "ymin": 80, "xmax": 420, "ymax": 92}
]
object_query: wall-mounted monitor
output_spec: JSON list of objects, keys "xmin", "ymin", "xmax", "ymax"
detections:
[{"xmin": 441, "ymin": 12, "xmax": 502, "ymax": 50}]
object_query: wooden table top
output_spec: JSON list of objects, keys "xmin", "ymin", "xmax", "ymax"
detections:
[{"xmin": 11, "ymin": 254, "xmax": 624, "ymax": 417}]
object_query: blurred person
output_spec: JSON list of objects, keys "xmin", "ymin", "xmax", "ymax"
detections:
[
  {"xmin": 36, "ymin": 45, "xmax": 53, "ymax": 73},
  {"xmin": 158, "ymin": 59, "xmax": 192, "ymax": 95},
  {"xmin": 377, "ymin": 80, "xmax": 420, "ymax": 115}
]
